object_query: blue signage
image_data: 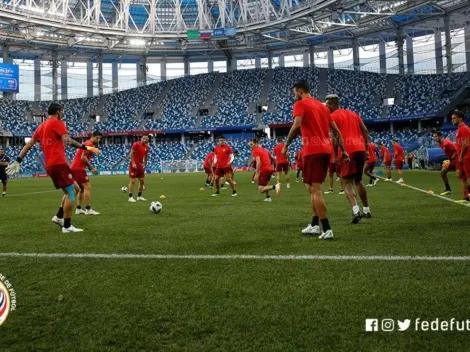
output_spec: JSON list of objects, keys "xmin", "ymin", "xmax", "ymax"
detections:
[
  {"xmin": 0, "ymin": 63, "xmax": 19, "ymax": 93},
  {"xmin": 225, "ymin": 27, "xmax": 237, "ymax": 37},
  {"xmin": 213, "ymin": 28, "xmax": 225, "ymax": 37}
]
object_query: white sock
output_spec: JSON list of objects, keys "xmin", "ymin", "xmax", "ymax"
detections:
[
  {"xmin": 363, "ymin": 207, "xmax": 370, "ymax": 214},
  {"xmin": 352, "ymin": 205, "xmax": 360, "ymax": 214}
]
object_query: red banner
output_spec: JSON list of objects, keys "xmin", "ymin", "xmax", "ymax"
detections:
[
  {"xmin": 35, "ymin": 173, "xmax": 48, "ymax": 178},
  {"xmin": 269, "ymin": 122, "xmax": 293, "ymax": 128},
  {"xmin": 73, "ymin": 130, "xmax": 164, "ymax": 138}
]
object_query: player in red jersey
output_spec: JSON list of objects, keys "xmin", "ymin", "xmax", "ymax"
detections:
[
  {"xmin": 324, "ymin": 143, "xmax": 343, "ymax": 194},
  {"xmin": 432, "ymin": 131, "xmax": 458, "ymax": 195},
  {"xmin": 451, "ymin": 110, "xmax": 470, "ymax": 203},
  {"xmin": 377, "ymin": 141, "xmax": 392, "ymax": 180},
  {"xmin": 5, "ymin": 103, "xmax": 99, "ymax": 233},
  {"xmin": 212, "ymin": 136, "xmax": 237, "ymax": 197},
  {"xmin": 71, "ymin": 131, "xmax": 103, "ymax": 216},
  {"xmin": 273, "ymin": 138, "xmax": 291, "ymax": 189},
  {"xmin": 392, "ymin": 140, "xmax": 405, "ymax": 183},
  {"xmin": 325, "ymin": 94, "xmax": 371, "ymax": 223},
  {"xmin": 250, "ymin": 138, "xmax": 279, "ymax": 201},
  {"xmin": 295, "ymin": 148, "xmax": 304, "ymax": 182},
  {"xmin": 283, "ymin": 81, "xmax": 347, "ymax": 240},
  {"xmin": 364, "ymin": 142, "xmax": 379, "ymax": 187},
  {"xmin": 128, "ymin": 135, "xmax": 150, "ymax": 202},
  {"xmin": 203, "ymin": 149, "xmax": 215, "ymax": 188}
]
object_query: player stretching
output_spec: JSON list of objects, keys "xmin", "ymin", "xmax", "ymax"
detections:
[
  {"xmin": 433, "ymin": 131, "xmax": 457, "ymax": 195},
  {"xmin": 72, "ymin": 131, "xmax": 103, "ymax": 215},
  {"xmin": 212, "ymin": 136, "xmax": 237, "ymax": 197},
  {"xmin": 364, "ymin": 142, "xmax": 379, "ymax": 187},
  {"xmin": 128, "ymin": 135, "xmax": 149, "ymax": 202},
  {"xmin": 283, "ymin": 81, "xmax": 347, "ymax": 240},
  {"xmin": 295, "ymin": 148, "xmax": 304, "ymax": 182},
  {"xmin": 325, "ymin": 94, "xmax": 371, "ymax": 223},
  {"xmin": 5, "ymin": 103, "xmax": 99, "ymax": 233},
  {"xmin": 377, "ymin": 141, "xmax": 392, "ymax": 180},
  {"xmin": 451, "ymin": 110, "xmax": 470, "ymax": 203},
  {"xmin": 0, "ymin": 148, "xmax": 9, "ymax": 197},
  {"xmin": 273, "ymin": 138, "xmax": 291, "ymax": 189},
  {"xmin": 250, "ymin": 138, "xmax": 280, "ymax": 201},
  {"xmin": 392, "ymin": 140, "xmax": 405, "ymax": 183},
  {"xmin": 203, "ymin": 149, "xmax": 215, "ymax": 188}
]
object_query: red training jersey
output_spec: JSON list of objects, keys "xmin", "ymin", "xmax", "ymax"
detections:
[
  {"xmin": 330, "ymin": 108, "xmax": 366, "ymax": 155},
  {"xmin": 393, "ymin": 143, "xmax": 404, "ymax": 161},
  {"xmin": 296, "ymin": 149, "xmax": 304, "ymax": 163},
  {"xmin": 273, "ymin": 143, "xmax": 288, "ymax": 164},
  {"xmin": 367, "ymin": 143, "xmax": 377, "ymax": 163},
  {"xmin": 379, "ymin": 146, "xmax": 391, "ymax": 162},
  {"xmin": 456, "ymin": 123, "xmax": 470, "ymax": 161},
  {"xmin": 252, "ymin": 146, "xmax": 273, "ymax": 172},
  {"xmin": 438, "ymin": 139, "xmax": 457, "ymax": 160},
  {"xmin": 203, "ymin": 152, "xmax": 215, "ymax": 168},
  {"xmin": 214, "ymin": 144, "xmax": 233, "ymax": 168},
  {"xmin": 71, "ymin": 140, "xmax": 94, "ymax": 170},
  {"xmin": 32, "ymin": 117, "xmax": 69, "ymax": 168},
  {"xmin": 131, "ymin": 141, "xmax": 149, "ymax": 165},
  {"xmin": 292, "ymin": 97, "xmax": 332, "ymax": 156}
]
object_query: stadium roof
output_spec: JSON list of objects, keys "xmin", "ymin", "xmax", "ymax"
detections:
[{"xmin": 0, "ymin": 0, "xmax": 469, "ymax": 61}]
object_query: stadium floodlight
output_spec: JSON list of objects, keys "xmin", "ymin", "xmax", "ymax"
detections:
[{"xmin": 130, "ymin": 39, "xmax": 146, "ymax": 46}]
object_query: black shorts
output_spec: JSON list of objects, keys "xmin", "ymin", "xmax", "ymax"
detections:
[{"xmin": 0, "ymin": 174, "xmax": 7, "ymax": 185}]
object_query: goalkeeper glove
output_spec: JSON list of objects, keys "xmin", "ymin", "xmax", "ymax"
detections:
[{"xmin": 6, "ymin": 157, "xmax": 22, "ymax": 176}]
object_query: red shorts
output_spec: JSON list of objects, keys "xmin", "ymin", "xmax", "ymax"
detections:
[
  {"xmin": 341, "ymin": 151, "xmax": 366, "ymax": 182},
  {"xmin": 297, "ymin": 163, "xmax": 303, "ymax": 171},
  {"xmin": 46, "ymin": 164, "xmax": 75, "ymax": 190},
  {"xmin": 258, "ymin": 171, "xmax": 273, "ymax": 186},
  {"xmin": 71, "ymin": 169, "xmax": 89, "ymax": 185},
  {"xmin": 204, "ymin": 166, "xmax": 212, "ymax": 175},
  {"xmin": 215, "ymin": 167, "xmax": 232, "ymax": 177},
  {"xmin": 328, "ymin": 162, "xmax": 340, "ymax": 176},
  {"xmin": 394, "ymin": 159, "xmax": 404, "ymax": 170},
  {"xmin": 457, "ymin": 160, "xmax": 470, "ymax": 181},
  {"xmin": 276, "ymin": 163, "xmax": 289, "ymax": 173},
  {"xmin": 129, "ymin": 164, "xmax": 145, "ymax": 179},
  {"xmin": 303, "ymin": 153, "xmax": 330, "ymax": 185},
  {"xmin": 365, "ymin": 161, "xmax": 376, "ymax": 169},
  {"xmin": 384, "ymin": 160, "xmax": 391, "ymax": 168}
]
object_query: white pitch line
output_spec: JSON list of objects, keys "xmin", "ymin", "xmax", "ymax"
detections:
[
  {"xmin": 377, "ymin": 176, "xmax": 470, "ymax": 207},
  {"xmin": 1, "ymin": 252, "xmax": 470, "ymax": 261},
  {"xmin": 4, "ymin": 190, "xmax": 58, "ymax": 198}
]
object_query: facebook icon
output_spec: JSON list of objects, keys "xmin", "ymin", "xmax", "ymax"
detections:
[{"xmin": 365, "ymin": 319, "xmax": 379, "ymax": 332}]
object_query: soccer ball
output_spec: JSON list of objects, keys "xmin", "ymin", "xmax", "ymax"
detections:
[
  {"xmin": 150, "ymin": 201, "xmax": 162, "ymax": 214},
  {"xmin": 121, "ymin": 186, "xmax": 128, "ymax": 193}
]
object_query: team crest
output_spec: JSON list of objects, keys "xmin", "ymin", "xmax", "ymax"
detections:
[
  {"xmin": 68, "ymin": 174, "xmax": 72, "ymax": 179},
  {"xmin": 0, "ymin": 281, "xmax": 10, "ymax": 327}
]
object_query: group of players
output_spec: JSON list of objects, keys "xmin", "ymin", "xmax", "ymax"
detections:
[{"xmin": 3, "ymin": 102, "xmax": 151, "ymax": 233}]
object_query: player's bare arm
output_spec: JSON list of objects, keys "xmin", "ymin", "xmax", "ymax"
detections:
[
  {"xmin": 283, "ymin": 116, "xmax": 302, "ymax": 157},
  {"xmin": 130, "ymin": 149, "xmax": 136, "ymax": 168},
  {"xmin": 62, "ymin": 134, "xmax": 100, "ymax": 154},
  {"xmin": 459, "ymin": 139, "xmax": 468, "ymax": 163},
  {"xmin": 330, "ymin": 120, "xmax": 349, "ymax": 162},
  {"xmin": 359, "ymin": 121, "xmax": 370, "ymax": 158},
  {"xmin": 254, "ymin": 156, "xmax": 261, "ymax": 181}
]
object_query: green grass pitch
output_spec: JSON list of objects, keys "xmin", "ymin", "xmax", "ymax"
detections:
[{"xmin": 1, "ymin": 169, "xmax": 470, "ymax": 351}]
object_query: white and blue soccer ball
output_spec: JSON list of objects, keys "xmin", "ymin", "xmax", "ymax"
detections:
[
  {"xmin": 121, "ymin": 186, "xmax": 128, "ymax": 193},
  {"xmin": 150, "ymin": 201, "xmax": 162, "ymax": 214}
]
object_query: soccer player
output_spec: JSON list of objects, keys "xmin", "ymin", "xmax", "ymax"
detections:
[
  {"xmin": 5, "ymin": 102, "xmax": 99, "ymax": 233},
  {"xmin": 203, "ymin": 149, "xmax": 215, "ymax": 187},
  {"xmin": 273, "ymin": 138, "xmax": 291, "ymax": 189},
  {"xmin": 324, "ymin": 144, "xmax": 343, "ymax": 194},
  {"xmin": 433, "ymin": 131, "xmax": 457, "ymax": 195},
  {"xmin": 250, "ymin": 138, "xmax": 280, "ymax": 201},
  {"xmin": 283, "ymin": 81, "xmax": 347, "ymax": 240},
  {"xmin": 392, "ymin": 139, "xmax": 405, "ymax": 183},
  {"xmin": 71, "ymin": 131, "xmax": 103, "ymax": 215},
  {"xmin": 295, "ymin": 148, "xmax": 304, "ymax": 182},
  {"xmin": 128, "ymin": 135, "xmax": 150, "ymax": 202},
  {"xmin": 451, "ymin": 110, "xmax": 470, "ymax": 203},
  {"xmin": 364, "ymin": 142, "xmax": 379, "ymax": 187},
  {"xmin": 377, "ymin": 141, "xmax": 392, "ymax": 180},
  {"xmin": 250, "ymin": 158, "xmax": 257, "ymax": 184},
  {"xmin": 212, "ymin": 136, "xmax": 237, "ymax": 197},
  {"xmin": 0, "ymin": 148, "xmax": 9, "ymax": 197},
  {"xmin": 325, "ymin": 94, "xmax": 371, "ymax": 223}
]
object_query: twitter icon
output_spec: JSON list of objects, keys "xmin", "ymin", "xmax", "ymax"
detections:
[{"xmin": 398, "ymin": 319, "xmax": 411, "ymax": 331}]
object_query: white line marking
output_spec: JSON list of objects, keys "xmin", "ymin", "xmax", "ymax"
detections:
[
  {"xmin": 1, "ymin": 252, "xmax": 470, "ymax": 261},
  {"xmin": 4, "ymin": 190, "xmax": 57, "ymax": 198},
  {"xmin": 377, "ymin": 176, "xmax": 470, "ymax": 207}
]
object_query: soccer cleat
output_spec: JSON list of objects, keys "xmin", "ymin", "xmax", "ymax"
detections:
[
  {"xmin": 85, "ymin": 209, "xmax": 100, "ymax": 215},
  {"xmin": 385, "ymin": 178, "xmax": 392, "ymax": 182},
  {"xmin": 339, "ymin": 190, "xmax": 345, "ymax": 195},
  {"xmin": 301, "ymin": 224, "xmax": 320, "ymax": 235},
  {"xmin": 264, "ymin": 197, "xmax": 272, "ymax": 202},
  {"xmin": 319, "ymin": 230, "xmax": 333, "ymax": 240},
  {"xmin": 233, "ymin": 181, "xmax": 237, "ymax": 185},
  {"xmin": 396, "ymin": 178, "xmax": 404, "ymax": 184},
  {"xmin": 62, "ymin": 225, "xmax": 84, "ymax": 233},
  {"xmin": 128, "ymin": 197, "xmax": 137, "ymax": 203},
  {"xmin": 287, "ymin": 183, "xmax": 291, "ymax": 189},
  {"xmin": 231, "ymin": 192, "xmax": 238, "ymax": 197},
  {"xmin": 363, "ymin": 212, "xmax": 372, "ymax": 219},
  {"xmin": 365, "ymin": 184, "xmax": 372, "ymax": 187},
  {"xmin": 2, "ymin": 192, "xmax": 5, "ymax": 197},
  {"xmin": 351, "ymin": 212, "xmax": 362, "ymax": 224},
  {"xmin": 373, "ymin": 178, "xmax": 380, "ymax": 186},
  {"xmin": 137, "ymin": 197, "xmax": 147, "ymax": 201},
  {"xmin": 296, "ymin": 179, "xmax": 300, "ymax": 183},
  {"xmin": 221, "ymin": 186, "xmax": 228, "ymax": 190},
  {"xmin": 212, "ymin": 192, "xmax": 219, "ymax": 197},
  {"xmin": 251, "ymin": 180, "xmax": 255, "ymax": 184},
  {"xmin": 455, "ymin": 199, "xmax": 470, "ymax": 204},
  {"xmin": 225, "ymin": 181, "xmax": 230, "ymax": 185},
  {"xmin": 51, "ymin": 216, "xmax": 64, "ymax": 227},
  {"xmin": 324, "ymin": 189, "xmax": 333, "ymax": 194},
  {"xmin": 440, "ymin": 190, "xmax": 452, "ymax": 196},
  {"xmin": 275, "ymin": 183, "xmax": 281, "ymax": 195},
  {"xmin": 75, "ymin": 209, "xmax": 87, "ymax": 215},
  {"xmin": 336, "ymin": 177, "xmax": 340, "ymax": 182}
]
